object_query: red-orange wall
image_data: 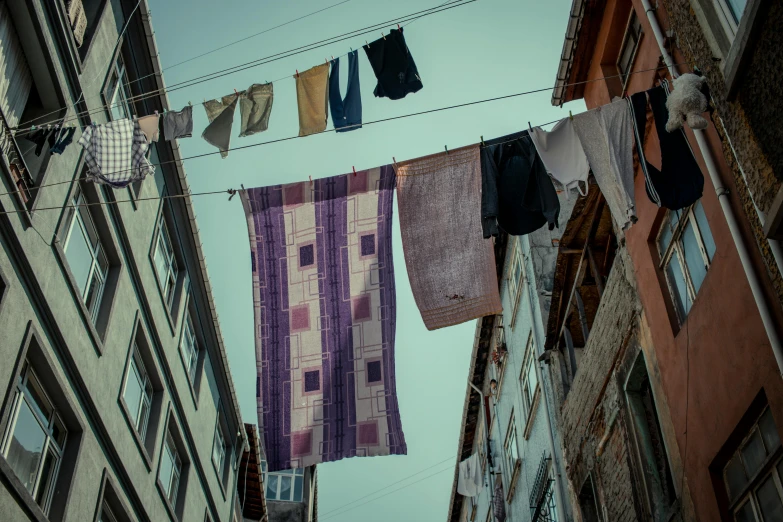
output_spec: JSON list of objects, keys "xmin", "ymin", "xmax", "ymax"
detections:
[{"xmin": 577, "ymin": 0, "xmax": 783, "ymax": 520}]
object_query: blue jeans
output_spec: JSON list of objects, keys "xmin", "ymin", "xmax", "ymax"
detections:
[{"xmin": 329, "ymin": 50, "xmax": 362, "ymax": 132}]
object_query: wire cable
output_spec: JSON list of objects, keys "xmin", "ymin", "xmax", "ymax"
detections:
[{"xmin": 11, "ymin": 0, "xmax": 475, "ymax": 133}]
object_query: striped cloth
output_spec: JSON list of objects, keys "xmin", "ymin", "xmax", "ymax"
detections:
[
  {"xmin": 241, "ymin": 166, "xmax": 406, "ymax": 471},
  {"xmin": 395, "ymin": 145, "xmax": 502, "ymax": 330},
  {"xmin": 79, "ymin": 119, "xmax": 153, "ymax": 188}
]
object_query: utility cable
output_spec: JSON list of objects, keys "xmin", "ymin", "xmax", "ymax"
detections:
[
  {"xmin": 0, "ymin": 61, "xmax": 691, "ymax": 202},
  {"xmin": 11, "ymin": 0, "xmax": 474, "ymax": 133}
]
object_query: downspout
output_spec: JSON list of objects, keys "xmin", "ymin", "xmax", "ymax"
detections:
[{"xmin": 639, "ymin": 0, "xmax": 783, "ymax": 376}]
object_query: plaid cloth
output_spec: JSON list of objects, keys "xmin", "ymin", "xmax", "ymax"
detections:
[{"xmin": 79, "ymin": 119, "xmax": 154, "ymax": 188}]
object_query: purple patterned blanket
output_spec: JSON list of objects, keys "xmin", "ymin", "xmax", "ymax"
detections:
[{"xmin": 241, "ymin": 166, "xmax": 406, "ymax": 471}]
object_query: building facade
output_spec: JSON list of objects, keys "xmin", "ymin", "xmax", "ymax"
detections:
[
  {"xmin": 549, "ymin": 0, "xmax": 783, "ymax": 521},
  {"xmin": 446, "ymin": 200, "xmax": 576, "ymax": 522},
  {"xmin": 0, "ymin": 1, "xmax": 247, "ymax": 521}
]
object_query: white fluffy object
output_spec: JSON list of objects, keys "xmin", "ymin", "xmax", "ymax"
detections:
[{"xmin": 665, "ymin": 73, "xmax": 708, "ymax": 132}]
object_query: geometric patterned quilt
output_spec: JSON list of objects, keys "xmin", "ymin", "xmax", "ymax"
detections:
[{"xmin": 241, "ymin": 165, "xmax": 406, "ymax": 471}]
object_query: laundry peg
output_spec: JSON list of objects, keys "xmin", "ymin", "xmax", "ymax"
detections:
[
  {"xmin": 365, "ymin": 40, "xmax": 369, "ymax": 48},
  {"xmin": 528, "ymin": 121, "xmax": 533, "ymax": 132},
  {"xmin": 569, "ymin": 110, "xmax": 573, "ymax": 120},
  {"xmin": 397, "ymin": 24, "xmax": 401, "ymax": 30},
  {"xmin": 481, "ymin": 135, "xmax": 485, "ymax": 146},
  {"xmin": 352, "ymin": 166, "xmax": 357, "ymax": 177},
  {"xmin": 296, "ymin": 69, "xmax": 300, "ymax": 78},
  {"xmin": 393, "ymin": 156, "xmax": 397, "ymax": 167},
  {"xmin": 309, "ymin": 175, "xmax": 313, "ymax": 186},
  {"xmin": 444, "ymin": 145, "xmax": 449, "ymax": 155},
  {"xmin": 188, "ymin": 101, "xmax": 192, "ymax": 107},
  {"xmin": 381, "ymin": 32, "xmax": 386, "ymax": 40}
]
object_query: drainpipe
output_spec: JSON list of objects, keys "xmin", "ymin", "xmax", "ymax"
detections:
[{"xmin": 640, "ymin": 0, "xmax": 783, "ymax": 376}]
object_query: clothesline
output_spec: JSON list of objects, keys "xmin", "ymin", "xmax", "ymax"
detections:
[
  {"xmin": 0, "ymin": 61, "xmax": 690, "ymax": 202},
  {"xmin": 10, "ymin": 0, "xmax": 475, "ymax": 134}
]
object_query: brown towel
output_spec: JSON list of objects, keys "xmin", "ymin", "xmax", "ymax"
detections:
[
  {"xmin": 295, "ymin": 64, "xmax": 329, "ymax": 137},
  {"xmin": 395, "ymin": 145, "xmax": 502, "ymax": 330}
]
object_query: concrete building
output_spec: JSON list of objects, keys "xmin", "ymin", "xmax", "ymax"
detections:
[
  {"xmin": 0, "ymin": 1, "xmax": 248, "ymax": 521},
  {"xmin": 237, "ymin": 424, "xmax": 318, "ymax": 522},
  {"xmin": 446, "ymin": 201, "xmax": 576, "ymax": 522},
  {"xmin": 548, "ymin": 0, "xmax": 783, "ymax": 521}
]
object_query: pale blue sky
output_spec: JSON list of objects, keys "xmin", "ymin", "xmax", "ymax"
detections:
[{"xmin": 147, "ymin": 1, "xmax": 582, "ymax": 520}]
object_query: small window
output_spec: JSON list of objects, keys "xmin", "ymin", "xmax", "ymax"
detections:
[
  {"xmin": 98, "ymin": 502, "xmax": 118, "ymax": 522},
  {"xmin": 506, "ymin": 238, "xmax": 525, "ymax": 325},
  {"xmin": 105, "ymin": 53, "xmax": 133, "ymax": 121},
  {"xmin": 503, "ymin": 413, "xmax": 519, "ymax": 477},
  {"xmin": 617, "ymin": 11, "xmax": 643, "ymax": 91},
  {"xmin": 123, "ymin": 343, "xmax": 153, "ymax": 440},
  {"xmin": 712, "ymin": 0, "xmax": 748, "ymax": 38},
  {"xmin": 153, "ymin": 215, "xmax": 179, "ymax": 310},
  {"xmin": 657, "ymin": 201, "xmax": 716, "ymax": 323},
  {"xmin": 159, "ymin": 432, "xmax": 183, "ymax": 507},
  {"xmin": 61, "ymin": 187, "xmax": 110, "ymax": 324},
  {"xmin": 261, "ymin": 462, "xmax": 305, "ymax": 502},
  {"xmin": 520, "ymin": 332, "xmax": 540, "ymax": 429},
  {"xmin": 180, "ymin": 313, "xmax": 199, "ymax": 384},
  {"xmin": 722, "ymin": 407, "xmax": 782, "ymax": 520},
  {"xmin": 579, "ymin": 474, "xmax": 603, "ymax": 522},
  {"xmin": 491, "ymin": 316, "xmax": 508, "ymax": 398},
  {"xmin": 212, "ymin": 422, "xmax": 225, "ymax": 476},
  {"xmin": 0, "ymin": 363, "xmax": 67, "ymax": 516}
]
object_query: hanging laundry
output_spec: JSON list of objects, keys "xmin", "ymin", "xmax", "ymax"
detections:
[
  {"xmin": 529, "ymin": 119, "xmax": 590, "ymax": 197},
  {"xmin": 78, "ymin": 119, "xmax": 153, "ymax": 188},
  {"xmin": 457, "ymin": 453, "xmax": 483, "ymax": 497},
  {"xmin": 364, "ymin": 28, "xmax": 423, "ymax": 100},
  {"xmin": 396, "ymin": 146, "xmax": 502, "ymax": 330},
  {"xmin": 573, "ymin": 99, "xmax": 637, "ymax": 231},
  {"xmin": 50, "ymin": 126, "xmax": 76, "ymax": 155},
  {"xmin": 26, "ymin": 127, "xmax": 52, "ymax": 157},
  {"xmin": 163, "ymin": 105, "xmax": 194, "ymax": 141},
  {"xmin": 329, "ymin": 51, "xmax": 362, "ymax": 132},
  {"xmin": 202, "ymin": 94, "xmax": 238, "ymax": 158},
  {"xmin": 481, "ymin": 131, "xmax": 560, "ymax": 238},
  {"xmin": 241, "ymin": 166, "xmax": 405, "ymax": 472},
  {"xmin": 295, "ymin": 63, "xmax": 329, "ymax": 137},
  {"xmin": 630, "ymin": 85, "xmax": 704, "ymax": 210},
  {"xmin": 239, "ymin": 83, "xmax": 273, "ymax": 137},
  {"xmin": 137, "ymin": 113, "xmax": 160, "ymax": 143},
  {"xmin": 493, "ymin": 475, "xmax": 507, "ymax": 522}
]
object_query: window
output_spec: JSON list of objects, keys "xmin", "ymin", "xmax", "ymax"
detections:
[
  {"xmin": 180, "ymin": 313, "xmax": 199, "ymax": 384},
  {"xmin": 626, "ymin": 353, "xmax": 676, "ymax": 520},
  {"xmin": 212, "ymin": 422, "xmax": 225, "ymax": 475},
  {"xmin": 506, "ymin": 238, "xmax": 525, "ymax": 325},
  {"xmin": 99, "ymin": 502, "xmax": 119, "ymax": 522},
  {"xmin": 154, "ymin": 215, "xmax": 179, "ymax": 309},
  {"xmin": 520, "ymin": 332, "xmax": 540, "ymax": 432},
  {"xmin": 504, "ymin": 413, "xmax": 519, "ymax": 477},
  {"xmin": 1, "ymin": 363, "xmax": 66, "ymax": 516},
  {"xmin": 617, "ymin": 11, "xmax": 642, "ymax": 90},
  {"xmin": 123, "ymin": 343, "xmax": 152, "ymax": 440},
  {"xmin": 713, "ymin": 0, "xmax": 747, "ymax": 38},
  {"xmin": 722, "ymin": 407, "xmax": 782, "ymax": 521},
  {"xmin": 579, "ymin": 475, "xmax": 603, "ymax": 522},
  {"xmin": 159, "ymin": 432, "xmax": 182, "ymax": 507},
  {"xmin": 657, "ymin": 201, "xmax": 716, "ymax": 323},
  {"xmin": 491, "ymin": 316, "xmax": 508, "ymax": 398},
  {"xmin": 105, "ymin": 53, "xmax": 133, "ymax": 121},
  {"xmin": 61, "ymin": 187, "xmax": 109, "ymax": 324},
  {"xmin": 261, "ymin": 462, "xmax": 305, "ymax": 502}
]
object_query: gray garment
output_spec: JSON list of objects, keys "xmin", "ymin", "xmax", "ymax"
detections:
[
  {"xmin": 239, "ymin": 83, "xmax": 273, "ymax": 137},
  {"xmin": 573, "ymin": 98, "xmax": 637, "ymax": 231},
  {"xmin": 163, "ymin": 105, "xmax": 193, "ymax": 141},
  {"xmin": 202, "ymin": 94, "xmax": 238, "ymax": 158}
]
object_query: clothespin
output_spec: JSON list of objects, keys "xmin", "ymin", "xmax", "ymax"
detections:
[
  {"xmin": 569, "ymin": 110, "xmax": 573, "ymax": 120},
  {"xmin": 309, "ymin": 175, "xmax": 313, "ymax": 186},
  {"xmin": 296, "ymin": 69, "xmax": 300, "ymax": 78},
  {"xmin": 444, "ymin": 145, "xmax": 449, "ymax": 155},
  {"xmin": 365, "ymin": 40, "xmax": 369, "ymax": 48},
  {"xmin": 350, "ymin": 47, "xmax": 353, "ymax": 52},
  {"xmin": 228, "ymin": 188, "xmax": 237, "ymax": 201},
  {"xmin": 234, "ymin": 88, "xmax": 239, "ymax": 97},
  {"xmin": 481, "ymin": 136, "xmax": 485, "ymax": 147},
  {"xmin": 352, "ymin": 166, "xmax": 357, "ymax": 177},
  {"xmin": 188, "ymin": 101, "xmax": 192, "ymax": 107},
  {"xmin": 381, "ymin": 32, "xmax": 386, "ymax": 40},
  {"xmin": 31, "ymin": 124, "xmax": 36, "ymax": 131},
  {"xmin": 397, "ymin": 24, "xmax": 401, "ymax": 30},
  {"xmin": 393, "ymin": 156, "xmax": 398, "ymax": 168},
  {"xmin": 528, "ymin": 121, "xmax": 533, "ymax": 132}
]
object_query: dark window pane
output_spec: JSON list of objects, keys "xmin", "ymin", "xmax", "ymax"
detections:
[
  {"xmin": 756, "ymin": 473, "xmax": 783, "ymax": 522},
  {"xmin": 734, "ymin": 498, "xmax": 756, "ymax": 522},
  {"xmin": 6, "ymin": 399, "xmax": 46, "ymax": 493},
  {"xmin": 266, "ymin": 474, "xmax": 278, "ymax": 500},
  {"xmin": 279, "ymin": 475, "xmax": 292, "ymax": 500},
  {"xmin": 727, "ymin": 0, "xmax": 747, "ymax": 23},
  {"xmin": 741, "ymin": 430, "xmax": 767, "ymax": 477},
  {"xmin": 666, "ymin": 254, "xmax": 690, "ymax": 318},
  {"xmin": 682, "ymin": 220, "xmax": 708, "ymax": 294},
  {"xmin": 692, "ymin": 202, "xmax": 716, "ymax": 261},
  {"xmin": 759, "ymin": 409, "xmax": 781, "ymax": 453},
  {"xmin": 65, "ymin": 222, "xmax": 93, "ymax": 296},
  {"xmin": 124, "ymin": 362, "xmax": 144, "ymax": 430},
  {"xmin": 725, "ymin": 453, "xmax": 747, "ymax": 500},
  {"xmin": 293, "ymin": 476, "xmax": 304, "ymax": 502},
  {"xmin": 34, "ymin": 449, "xmax": 56, "ymax": 507}
]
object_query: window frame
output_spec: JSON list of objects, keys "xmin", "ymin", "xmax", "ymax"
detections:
[
  {"xmin": 153, "ymin": 214, "xmax": 179, "ymax": 309},
  {"xmin": 102, "ymin": 49, "xmax": 134, "ymax": 122},
  {"xmin": 180, "ymin": 311, "xmax": 200, "ymax": 386},
  {"xmin": 503, "ymin": 412, "xmax": 519, "ymax": 479},
  {"xmin": 159, "ymin": 431, "xmax": 182, "ymax": 507},
  {"xmin": 123, "ymin": 343, "xmax": 153, "ymax": 441},
  {"xmin": 506, "ymin": 238, "xmax": 525, "ymax": 328},
  {"xmin": 656, "ymin": 201, "xmax": 715, "ymax": 325},
  {"xmin": 261, "ymin": 462, "xmax": 306, "ymax": 502},
  {"xmin": 212, "ymin": 421, "xmax": 226, "ymax": 477},
  {"xmin": 520, "ymin": 332, "xmax": 541, "ymax": 439},
  {"xmin": 617, "ymin": 10, "xmax": 643, "ymax": 94}
]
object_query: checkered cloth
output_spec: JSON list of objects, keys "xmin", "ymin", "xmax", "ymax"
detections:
[{"xmin": 79, "ymin": 119, "xmax": 154, "ymax": 188}]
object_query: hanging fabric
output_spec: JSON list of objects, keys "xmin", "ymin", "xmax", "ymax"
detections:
[
  {"xmin": 572, "ymin": 99, "xmax": 637, "ymax": 231},
  {"xmin": 493, "ymin": 474, "xmax": 507, "ymax": 522},
  {"xmin": 163, "ymin": 105, "xmax": 194, "ymax": 141},
  {"xmin": 329, "ymin": 50, "xmax": 362, "ymax": 132},
  {"xmin": 480, "ymin": 131, "xmax": 560, "ymax": 239},
  {"xmin": 79, "ymin": 120, "xmax": 154, "ymax": 188},
  {"xmin": 0, "ymin": 2, "xmax": 32, "ymax": 129},
  {"xmin": 529, "ymin": 118, "xmax": 590, "ymax": 197},
  {"xmin": 295, "ymin": 63, "xmax": 330, "ymax": 137},
  {"xmin": 239, "ymin": 83, "xmax": 274, "ymax": 137},
  {"xmin": 137, "ymin": 113, "xmax": 160, "ymax": 143},
  {"xmin": 457, "ymin": 453, "xmax": 483, "ymax": 497},
  {"xmin": 364, "ymin": 28, "xmax": 423, "ymax": 100},
  {"xmin": 241, "ymin": 166, "xmax": 406, "ymax": 472},
  {"xmin": 50, "ymin": 126, "xmax": 76, "ymax": 154},
  {"xmin": 630, "ymin": 85, "xmax": 704, "ymax": 210},
  {"xmin": 27, "ymin": 128, "xmax": 52, "ymax": 156},
  {"xmin": 395, "ymin": 145, "xmax": 502, "ymax": 330},
  {"xmin": 202, "ymin": 94, "xmax": 239, "ymax": 158}
]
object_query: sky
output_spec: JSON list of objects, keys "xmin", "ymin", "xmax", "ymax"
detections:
[{"xmin": 147, "ymin": 0, "xmax": 584, "ymax": 520}]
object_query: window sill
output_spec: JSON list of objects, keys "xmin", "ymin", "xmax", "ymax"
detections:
[
  {"xmin": 523, "ymin": 386, "xmax": 541, "ymax": 440},
  {"xmin": 723, "ymin": 0, "xmax": 770, "ymax": 98},
  {"xmin": 118, "ymin": 396, "xmax": 154, "ymax": 472},
  {"xmin": 506, "ymin": 458, "xmax": 522, "ymax": 502},
  {"xmin": 0, "ymin": 456, "xmax": 50, "ymax": 522}
]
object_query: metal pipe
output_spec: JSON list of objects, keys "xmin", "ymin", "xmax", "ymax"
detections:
[{"xmin": 640, "ymin": 0, "xmax": 783, "ymax": 376}]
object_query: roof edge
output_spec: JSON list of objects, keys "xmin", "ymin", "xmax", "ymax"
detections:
[{"xmin": 552, "ymin": 0, "xmax": 588, "ymax": 106}]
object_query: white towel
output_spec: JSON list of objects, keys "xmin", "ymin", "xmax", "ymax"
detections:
[{"xmin": 457, "ymin": 453, "xmax": 483, "ymax": 497}]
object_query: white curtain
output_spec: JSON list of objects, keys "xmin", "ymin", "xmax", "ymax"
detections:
[{"xmin": 0, "ymin": 1, "xmax": 32, "ymax": 129}]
